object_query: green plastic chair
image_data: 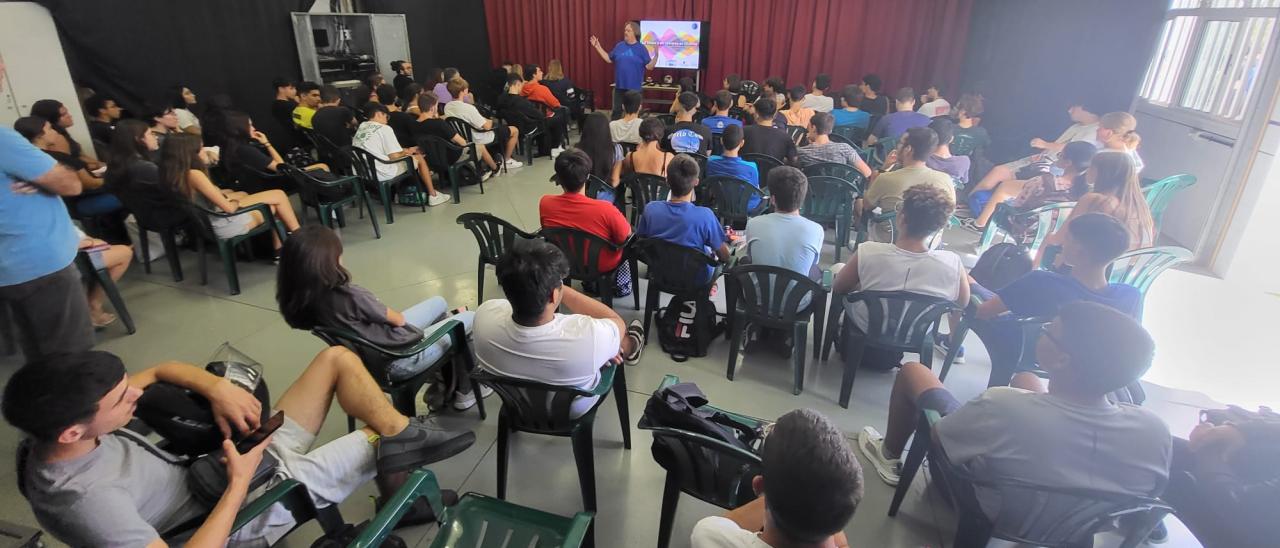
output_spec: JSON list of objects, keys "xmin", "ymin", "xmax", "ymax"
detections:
[
  {"xmin": 457, "ymin": 212, "xmax": 542, "ymax": 301},
  {"xmin": 352, "ymin": 469, "xmax": 593, "ymax": 548},
  {"xmin": 686, "ymin": 152, "xmax": 709, "ymax": 178},
  {"xmin": 800, "ymin": 175, "xmax": 860, "ymax": 261},
  {"xmin": 188, "ymin": 202, "xmax": 287, "ymax": 295},
  {"xmin": 278, "ymin": 164, "xmax": 380, "ymax": 239},
  {"xmin": 725, "ymin": 265, "xmax": 831, "ymax": 395},
  {"xmin": 976, "ymin": 201, "xmax": 1075, "ymax": 258},
  {"xmin": 868, "ymin": 135, "xmax": 900, "ymax": 170},
  {"xmin": 1141, "ymin": 174, "xmax": 1196, "ymax": 235},
  {"xmin": 801, "ymin": 162, "xmax": 868, "ymax": 191},
  {"xmin": 639, "ymin": 375, "xmax": 764, "ymax": 548},
  {"xmin": 74, "ymin": 251, "xmax": 135, "ymax": 334},
  {"xmin": 703, "ymin": 175, "xmax": 768, "ymax": 227},
  {"xmin": 1107, "ymin": 246, "xmax": 1192, "ymax": 320},
  {"xmin": 830, "ymin": 124, "xmax": 868, "ymax": 147},
  {"xmin": 858, "ymin": 210, "xmax": 956, "ymax": 249},
  {"xmin": 742, "ymin": 153, "xmax": 783, "ymax": 184},
  {"xmin": 623, "ymin": 172, "xmax": 671, "ymax": 226},
  {"xmin": 311, "ymin": 320, "xmax": 486, "ymax": 431},
  {"xmin": 349, "ymin": 147, "xmax": 423, "ymax": 224}
]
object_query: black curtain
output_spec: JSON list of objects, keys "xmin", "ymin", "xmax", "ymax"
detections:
[
  {"xmin": 34, "ymin": 0, "xmax": 311, "ymax": 138},
  {"xmin": 958, "ymin": 0, "xmax": 1167, "ymax": 163},
  {"xmin": 363, "ymin": 0, "xmax": 493, "ymax": 88}
]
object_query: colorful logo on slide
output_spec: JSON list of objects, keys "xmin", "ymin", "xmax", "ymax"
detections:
[{"xmin": 641, "ymin": 21, "xmax": 701, "ymax": 68}]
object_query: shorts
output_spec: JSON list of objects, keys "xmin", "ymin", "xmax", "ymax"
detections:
[
  {"xmin": 229, "ymin": 415, "xmax": 375, "ymax": 546},
  {"xmin": 0, "ymin": 263, "xmax": 94, "ymax": 360},
  {"xmin": 209, "ymin": 212, "xmax": 255, "ymax": 240},
  {"xmin": 917, "ymin": 387, "xmax": 963, "ymax": 416}
]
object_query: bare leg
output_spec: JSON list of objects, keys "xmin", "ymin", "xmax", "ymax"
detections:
[
  {"xmin": 883, "ymin": 362, "xmax": 947, "ymax": 458},
  {"xmin": 304, "ymin": 163, "xmax": 331, "ymax": 172},
  {"xmin": 973, "ymin": 180, "xmax": 1025, "ymax": 227},
  {"xmin": 87, "ymin": 244, "xmax": 132, "ymax": 318},
  {"xmin": 237, "ymin": 189, "xmax": 301, "ymax": 232},
  {"xmin": 1011, "ymin": 371, "xmax": 1047, "ymax": 393},
  {"xmin": 273, "ymin": 346, "xmax": 410, "ymax": 438},
  {"xmin": 504, "ymin": 126, "xmax": 520, "ymax": 162},
  {"xmin": 410, "ymin": 153, "xmax": 439, "ymax": 196},
  {"xmin": 478, "ymin": 146, "xmax": 498, "ymax": 171},
  {"xmin": 972, "ymin": 163, "xmax": 1014, "ymax": 193}
]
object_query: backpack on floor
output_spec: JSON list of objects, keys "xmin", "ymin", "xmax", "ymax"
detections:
[
  {"xmin": 642, "ymin": 382, "xmax": 764, "ymax": 454},
  {"xmin": 655, "ymin": 297, "xmax": 722, "ymax": 361},
  {"xmin": 396, "ymin": 182, "xmax": 426, "ymax": 206},
  {"xmin": 969, "ymin": 242, "xmax": 1032, "ymax": 290}
]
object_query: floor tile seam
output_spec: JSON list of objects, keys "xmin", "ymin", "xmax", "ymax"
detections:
[{"xmin": 127, "ymin": 277, "xmax": 282, "ymax": 314}]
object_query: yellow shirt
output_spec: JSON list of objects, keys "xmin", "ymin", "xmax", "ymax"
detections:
[{"xmin": 292, "ymin": 105, "xmax": 316, "ymax": 129}]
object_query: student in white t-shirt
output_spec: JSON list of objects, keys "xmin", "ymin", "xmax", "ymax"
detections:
[
  {"xmin": 351, "ymin": 102, "xmax": 450, "ymax": 207},
  {"xmin": 800, "ymin": 73, "xmax": 834, "ymax": 113},
  {"xmin": 690, "ymin": 409, "xmax": 861, "ymax": 548},
  {"xmin": 970, "ymin": 102, "xmax": 1101, "ymax": 196},
  {"xmin": 443, "ymin": 77, "xmax": 523, "ymax": 171},
  {"xmin": 916, "ymin": 84, "xmax": 951, "ymax": 118},
  {"xmin": 833, "ymin": 184, "xmax": 968, "ymax": 369},
  {"xmin": 472, "ymin": 240, "xmax": 645, "ymax": 417}
]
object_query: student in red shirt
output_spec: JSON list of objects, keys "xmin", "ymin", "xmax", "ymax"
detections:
[
  {"xmin": 539, "ymin": 148, "xmax": 633, "ymax": 297},
  {"xmin": 520, "ymin": 64, "xmax": 562, "ymax": 110}
]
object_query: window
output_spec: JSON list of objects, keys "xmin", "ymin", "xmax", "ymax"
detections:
[{"xmin": 1138, "ymin": 0, "xmax": 1278, "ymax": 123}]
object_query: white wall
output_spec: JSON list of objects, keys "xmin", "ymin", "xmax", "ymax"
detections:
[
  {"xmin": 0, "ymin": 2, "xmax": 94, "ymax": 157},
  {"xmin": 1223, "ymin": 96, "xmax": 1280, "ymax": 294}
]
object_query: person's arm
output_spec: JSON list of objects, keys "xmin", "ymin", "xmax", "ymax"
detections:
[
  {"xmin": 450, "ymin": 133, "xmax": 468, "ymax": 148},
  {"xmin": 955, "ymin": 262, "xmax": 971, "ymax": 307},
  {"xmin": 848, "ymin": 148, "xmax": 873, "ymax": 178},
  {"xmin": 189, "ymin": 171, "xmax": 240, "ymax": 213},
  {"xmin": 75, "ymin": 167, "xmax": 103, "ymax": 190},
  {"xmin": 714, "ymin": 242, "xmax": 731, "ymax": 263},
  {"xmin": 589, "ymin": 36, "xmax": 613, "ymax": 63},
  {"xmin": 560, "ymin": 285, "xmax": 626, "ymax": 338},
  {"xmin": 153, "ymin": 438, "xmax": 269, "ymax": 548},
  {"xmin": 609, "ymin": 157, "xmax": 623, "ymax": 186},
  {"xmin": 536, "ymin": 86, "xmax": 561, "ymax": 109},
  {"xmin": 251, "ymin": 130, "xmax": 284, "ymax": 171},
  {"xmin": 386, "ymin": 307, "xmax": 407, "ymax": 327},
  {"xmin": 129, "ymin": 361, "xmax": 263, "ymax": 437},
  {"xmin": 21, "ymin": 163, "xmax": 82, "ymax": 196},
  {"xmin": 645, "ymin": 47, "xmax": 659, "ymax": 71},
  {"xmin": 722, "ymin": 496, "xmax": 765, "ymax": 531},
  {"xmin": 832, "ymin": 254, "xmax": 861, "ymax": 294}
]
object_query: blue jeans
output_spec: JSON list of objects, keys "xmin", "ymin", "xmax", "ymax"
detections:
[
  {"xmin": 76, "ymin": 192, "xmax": 123, "ymax": 216},
  {"xmin": 385, "ymin": 296, "xmax": 476, "ymax": 381}
]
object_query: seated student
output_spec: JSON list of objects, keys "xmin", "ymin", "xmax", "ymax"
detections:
[
  {"xmin": 664, "ymin": 91, "xmax": 713, "ymax": 155},
  {"xmin": 1036, "ymin": 151, "xmax": 1154, "ymax": 265},
  {"xmin": 609, "ymin": 90, "xmax": 645, "ymax": 144},
  {"xmin": 959, "ymin": 214, "xmax": 1144, "ymax": 387},
  {"xmin": 701, "ymin": 90, "xmax": 744, "ymax": 136},
  {"xmin": 1096, "ymin": 111, "xmax": 1144, "ymax": 172},
  {"xmin": 762, "ymin": 77, "xmax": 787, "ymax": 110},
  {"xmin": 221, "ymin": 111, "xmax": 330, "ymax": 194},
  {"xmin": 373, "ymin": 84, "xmax": 415, "ymax": 148},
  {"xmin": 856, "ymin": 74, "xmax": 891, "ymax": 118},
  {"xmin": 3, "ymin": 347, "xmax": 477, "ymax": 547},
  {"xmin": 276, "ymin": 225, "xmax": 485, "ymax": 410},
  {"xmin": 30, "ymin": 99, "xmax": 102, "ymax": 171},
  {"xmin": 411, "ymin": 91, "xmax": 495, "ymax": 181},
  {"xmin": 540, "ymin": 149, "xmax": 633, "ymax": 296},
  {"xmin": 780, "ymin": 87, "xmax": 816, "ymax": 129},
  {"xmin": 84, "ymin": 94, "xmax": 122, "ymax": 147},
  {"xmin": 723, "ymin": 73, "xmax": 746, "ymax": 109},
  {"xmin": 971, "ymin": 102, "xmax": 1101, "ymax": 196},
  {"xmin": 867, "ymin": 88, "xmax": 930, "ymax": 144},
  {"xmin": 743, "ymin": 166, "xmax": 824, "ymax": 278},
  {"xmin": 73, "ymin": 227, "xmax": 131, "ymax": 328},
  {"xmin": 168, "ymin": 84, "xmax": 202, "ymax": 135},
  {"xmin": 925, "ymin": 118, "xmax": 971, "ymax": 187},
  {"xmin": 473, "ymin": 240, "xmax": 645, "ymax": 418},
  {"xmin": 691, "ymin": 409, "xmax": 861, "ymax": 548},
  {"xmin": 795, "ymin": 112, "xmax": 873, "ymax": 178},
  {"xmin": 830, "ymin": 86, "xmax": 871, "ymax": 129},
  {"xmin": 622, "ymin": 117, "xmax": 673, "ymax": 177},
  {"xmin": 291, "ymin": 81, "xmax": 322, "ymax": 130},
  {"xmin": 858, "ymin": 303, "xmax": 1171, "ymax": 525},
  {"xmin": 801, "ymin": 73, "xmax": 835, "ymax": 113},
  {"xmin": 267, "ymin": 78, "xmax": 305, "ymax": 153},
  {"xmin": 576, "ymin": 112, "xmax": 625, "ymax": 199},
  {"xmin": 353, "ymin": 102, "xmax": 451, "ymax": 207},
  {"xmin": 742, "ymin": 98, "xmax": 797, "ymax": 164},
  {"xmin": 311, "ymin": 85, "xmax": 357, "ymax": 149},
  {"xmin": 391, "ymin": 59, "xmax": 415, "ymax": 95},
  {"xmin": 636, "ymin": 155, "xmax": 730, "ymax": 284},
  {"xmin": 543, "ymin": 60, "xmax": 580, "ymax": 118},
  {"xmin": 833, "ymin": 184, "xmax": 967, "ymax": 370},
  {"xmin": 500, "ymin": 72, "xmax": 567, "ymax": 159},
  {"xmin": 950, "ymin": 95, "xmax": 990, "ymax": 152},
  {"xmin": 916, "ymin": 84, "xmax": 950, "ymax": 117},
  {"xmin": 706, "ymin": 124, "xmax": 761, "ymax": 211},
  {"xmin": 399, "ymin": 83, "xmax": 425, "ymax": 116},
  {"xmin": 963, "ymin": 140, "xmax": 1096, "ymax": 232},
  {"xmin": 520, "ymin": 64, "xmax": 562, "ymax": 112},
  {"xmin": 445, "ymin": 77, "xmax": 523, "ymax": 170},
  {"xmin": 14, "ymin": 116, "xmax": 121, "ymax": 217},
  {"xmin": 864, "ymin": 127, "xmax": 954, "ymax": 213},
  {"xmin": 432, "ymin": 68, "xmax": 460, "ymax": 105}
]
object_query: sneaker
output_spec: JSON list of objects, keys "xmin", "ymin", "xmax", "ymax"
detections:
[
  {"xmin": 481, "ymin": 170, "xmax": 496, "ymax": 182},
  {"xmin": 451, "ymin": 384, "xmax": 495, "ymax": 411},
  {"xmin": 1146, "ymin": 521, "xmax": 1169, "ymax": 544},
  {"xmin": 856, "ymin": 426, "xmax": 901, "ymax": 486},
  {"xmin": 503, "ymin": 158, "xmax": 524, "ymax": 169},
  {"xmin": 376, "ymin": 418, "xmax": 476, "ymax": 475},
  {"xmin": 550, "ymin": 147, "xmax": 565, "ymax": 158},
  {"xmin": 935, "ymin": 337, "xmax": 966, "ymax": 364},
  {"xmin": 959, "ymin": 217, "xmax": 984, "ymax": 233},
  {"xmin": 623, "ymin": 319, "xmax": 646, "ymax": 365},
  {"xmin": 427, "ymin": 193, "xmax": 451, "ymax": 207}
]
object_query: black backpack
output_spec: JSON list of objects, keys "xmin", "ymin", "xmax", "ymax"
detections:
[
  {"xmin": 655, "ymin": 297, "xmax": 722, "ymax": 361},
  {"xmin": 970, "ymin": 242, "xmax": 1032, "ymax": 290},
  {"xmin": 642, "ymin": 383, "xmax": 763, "ymax": 453}
]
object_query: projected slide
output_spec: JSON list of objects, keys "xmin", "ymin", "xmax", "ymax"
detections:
[{"xmin": 641, "ymin": 20, "xmax": 702, "ymax": 70}]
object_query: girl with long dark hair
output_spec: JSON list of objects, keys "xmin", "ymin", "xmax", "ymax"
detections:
[
  {"xmin": 30, "ymin": 99, "xmax": 101, "ymax": 170},
  {"xmin": 574, "ymin": 112, "xmax": 623, "ymax": 201},
  {"xmin": 221, "ymin": 111, "xmax": 328, "ymax": 193},
  {"xmin": 14, "ymin": 116, "xmax": 122, "ymax": 217},
  {"xmin": 275, "ymin": 225, "xmax": 488, "ymax": 410},
  {"xmin": 167, "ymin": 84, "xmax": 201, "ymax": 134}
]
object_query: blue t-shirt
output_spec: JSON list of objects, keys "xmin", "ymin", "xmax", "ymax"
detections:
[
  {"xmin": 872, "ymin": 111, "xmax": 931, "ymax": 139},
  {"xmin": 701, "ymin": 115, "xmax": 743, "ymax": 135},
  {"xmin": 831, "ymin": 109, "xmax": 871, "ymax": 128},
  {"xmin": 636, "ymin": 200, "xmax": 726, "ymax": 283},
  {"xmin": 744, "ymin": 213, "xmax": 824, "ymax": 277},
  {"xmin": 706, "ymin": 155, "xmax": 761, "ymax": 210},
  {"xmin": 610, "ymin": 41, "xmax": 651, "ymax": 91},
  {"xmin": 996, "ymin": 270, "xmax": 1142, "ymax": 319},
  {"xmin": 0, "ymin": 127, "xmax": 77, "ymax": 286}
]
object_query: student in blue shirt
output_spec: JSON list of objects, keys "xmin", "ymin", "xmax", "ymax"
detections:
[
  {"xmin": 590, "ymin": 21, "xmax": 659, "ymax": 120},
  {"xmin": 701, "ymin": 90, "xmax": 744, "ymax": 137},
  {"xmin": 831, "ymin": 86, "xmax": 871, "ymax": 129},
  {"xmin": 867, "ymin": 87, "xmax": 931, "ymax": 145},
  {"xmin": 636, "ymin": 155, "xmax": 729, "ymax": 284},
  {"xmin": 705, "ymin": 124, "xmax": 761, "ymax": 211}
]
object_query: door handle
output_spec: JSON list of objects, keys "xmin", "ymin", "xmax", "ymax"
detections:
[{"xmin": 1193, "ymin": 131, "xmax": 1235, "ymax": 147}]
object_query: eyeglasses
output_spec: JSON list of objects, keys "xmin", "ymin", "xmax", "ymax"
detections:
[{"xmin": 1039, "ymin": 324, "xmax": 1069, "ymax": 354}]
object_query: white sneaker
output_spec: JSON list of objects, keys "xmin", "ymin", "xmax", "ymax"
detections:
[
  {"xmin": 481, "ymin": 170, "xmax": 496, "ymax": 182},
  {"xmin": 503, "ymin": 158, "xmax": 524, "ymax": 169},
  {"xmin": 452, "ymin": 384, "xmax": 495, "ymax": 411},
  {"xmin": 550, "ymin": 147, "xmax": 565, "ymax": 158},
  {"xmin": 427, "ymin": 193, "xmax": 451, "ymax": 207},
  {"xmin": 857, "ymin": 426, "xmax": 901, "ymax": 486}
]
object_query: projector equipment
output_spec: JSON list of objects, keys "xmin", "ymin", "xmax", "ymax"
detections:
[{"xmin": 293, "ymin": 12, "xmax": 409, "ymax": 85}]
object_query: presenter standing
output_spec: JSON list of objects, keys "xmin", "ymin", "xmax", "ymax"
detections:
[{"xmin": 591, "ymin": 21, "xmax": 660, "ymax": 120}]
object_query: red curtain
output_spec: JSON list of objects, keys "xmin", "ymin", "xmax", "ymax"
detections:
[{"xmin": 484, "ymin": 0, "xmax": 973, "ymax": 106}]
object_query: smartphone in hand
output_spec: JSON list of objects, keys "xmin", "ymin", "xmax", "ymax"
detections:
[{"xmin": 234, "ymin": 411, "xmax": 284, "ymax": 454}]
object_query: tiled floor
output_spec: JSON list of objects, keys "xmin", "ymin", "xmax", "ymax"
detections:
[{"xmin": 0, "ymin": 154, "xmax": 1206, "ymax": 547}]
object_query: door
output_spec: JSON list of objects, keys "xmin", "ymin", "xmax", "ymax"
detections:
[{"xmin": 369, "ymin": 14, "xmax": 410, "ymax": 85}]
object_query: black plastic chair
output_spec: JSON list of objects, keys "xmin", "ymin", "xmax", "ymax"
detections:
[
  {"xmin": 800, "ymin": 175, "xmax": 861, "ymax": 262},
  {"xmin": 786, "ymin": 125, "xmax": 808, "ymax": 146},
  {"xmin": 890, "ymin": 410, "xmax": 1171, "ymax": 548},
  {"xmin": 300, "ymin": 127, "xmax": 351, "ymax": 173},
  {"xmin": 473, "ymin": 362, "xmax": 631, "ymax": 548},
  {"xmin": 821, "ymin": 291, "xmax": 956, "ymax": 408},
  {"xmin": 724, "ymin": 265, "xmax": 829, "ymax": 395},
  {"xmin": 456, "ymin": 213, "xmax": 541, "ymax": 301},
  {"xmin": 585, "ymin": 174, "xmax": 624, "ymax": 214},
  {"xmin": 686, "ymin": 152, "xmax": 709, "ymax": 178},
  {"xmin": 633, "ymin": 237, "xmax": 723, "ymax": 343},
  {"xmin": 830, "ymin": 124, "xmax": 868, "ymax": 146},
  {"xmin": 623, "ymin": 172, "xmax": 671, "ymax": 226},
  {"xmin": 656, "ymin": 113, "xmax": 676, "ymax": 128},
  {"xmin": 349, "ymin": 147, "xmax": 422, "ymax": 224},
  {"xmin": 742, "ymin": 153, "xmax": 783, "ymax": 184},
  {"xmin": 311, "ymin": 319, "xmax": 485, "ymax": 432},
  {"xmin": 74, "ymin": 251, "xmax": 135, "ymax": 335},
  {"xmin": 418, "ymin": 134, "xmax": 484, "ymax": 204},
  {"xmin": 618, "ymin": 141, "xmax": 638, "ymax": 157},
  {"xmin": 278, "ymin": 164, "xmax": 380, "ymax": 239},
  {"xmin": 704, "ymin": 175, "xmax": 768, "ymax": 227},
  {"xmin": 801, "ymin": 162, "xmax": 867, "ymax": 190},
  {"xmin": 541, "ymin": 228, "xmax": 640, "ymax": 310},
  {"xmin": 639, "ymin": 374, "xmax": 764, "ymax": 548}
]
